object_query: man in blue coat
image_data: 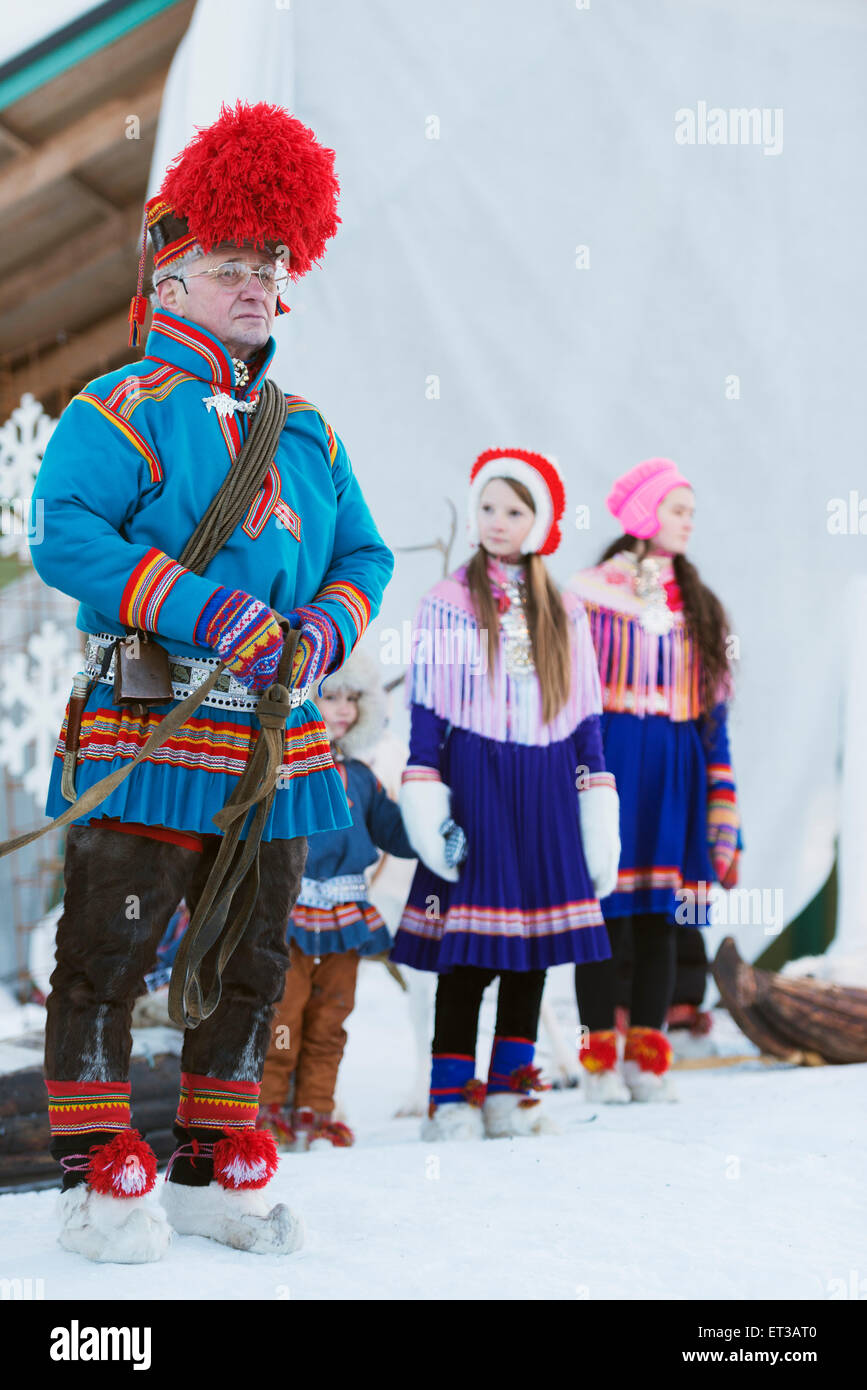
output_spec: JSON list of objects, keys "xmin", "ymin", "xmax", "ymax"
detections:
[{"xmin": 29, "ymin": 100, "xmax": 394, "ymax": 1262}]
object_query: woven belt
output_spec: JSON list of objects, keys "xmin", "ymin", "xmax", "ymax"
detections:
[
  {"xmin": 296, "ymin": 873, "xmax": 368, "ymax": 909},
  {"xmin": 83, "ymin": 632, "xmax": 313, "ymax": 713}
]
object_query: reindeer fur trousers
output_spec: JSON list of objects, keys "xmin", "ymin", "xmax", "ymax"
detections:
[{"xmin": 44, "ymin": 824, "xmax": 307, "ymax": 1177}]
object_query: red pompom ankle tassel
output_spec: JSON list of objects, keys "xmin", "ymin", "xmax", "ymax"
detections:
[
  {"xmin": 624, "ymin": 1027, "xmax": 673, "ymax": 1076},
  {"xmin": 87, "ymin": 1129, "xmax": 157, "ymax": 1198},
  {"xmin": 508, "ymin": 1064, "xmax": 549, "ymax": 1094},
  {"xmin": 213, "ymin": 1127, "xmax": 279, "ymax": 1190},
  {"xmin": 579, "ymin": 1029, "xmax": 619, "ymax": 1073},
  {"xmin": 463, "ymin": 1078, "xmax": 487, "ymax": 1107}
]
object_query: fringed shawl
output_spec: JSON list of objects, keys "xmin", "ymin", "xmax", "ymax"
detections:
[
  {"xmin": 405, "ymin": 566, "xmax": 603, "ymax": 746},
  {"xmin": 566, "ymin": 559, "xmax": 705, "ymax": 721}
]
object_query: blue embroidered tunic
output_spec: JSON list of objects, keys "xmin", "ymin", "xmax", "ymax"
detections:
[{"xmin": 30, "ymin": 310, "xmax": 394, "ymax": 841}]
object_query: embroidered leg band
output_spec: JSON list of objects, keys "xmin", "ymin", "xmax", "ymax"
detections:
[{"xmin": 45, "ymin": 1079, "xmax": 156, "ymax": 1195}]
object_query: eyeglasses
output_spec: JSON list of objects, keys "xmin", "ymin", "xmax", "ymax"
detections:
[{"xmin": 172, "ymin": 260, "xmax": 290, "ymax": 295}]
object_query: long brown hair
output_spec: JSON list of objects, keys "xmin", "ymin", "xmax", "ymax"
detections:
[
  {"xmin": 598, "ymin": 534, "xmax": 731, "ymax": 719},
  {"xmin": 465, "ymin": 476, "xmax": 572, "ymax": 725}
]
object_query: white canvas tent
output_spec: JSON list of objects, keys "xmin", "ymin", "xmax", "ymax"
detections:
[{"xmin": 147, "ymin": 0, "xmax": 867, "ymax": 964}]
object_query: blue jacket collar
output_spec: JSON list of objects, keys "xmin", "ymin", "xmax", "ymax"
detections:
[{"xmin": 144, "ymin": 309, "xmax": 276, "ymax": 391}]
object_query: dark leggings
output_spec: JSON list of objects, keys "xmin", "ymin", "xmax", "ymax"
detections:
[
  {"xmin": 46, "ymin": 824, "xmax": 307, "ymax": 1081},
  {"xmin": 432, "ymin": 966, "xmax": 547, "ymax": 1056},
  {"xmin": 46, "ymin": 824, "xmax": 307, "ymax": 1186},
  {"xmin": 574, "ymin": 914, "xmax": 677, "ymax": 1032}
]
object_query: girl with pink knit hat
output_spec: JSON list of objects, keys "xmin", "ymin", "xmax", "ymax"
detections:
[{"xmin": 566, "ymin": 459, "xmax": 742, "ymax": 1102}]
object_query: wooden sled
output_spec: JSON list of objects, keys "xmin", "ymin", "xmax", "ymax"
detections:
[{"xmin": 712, "ymin": 936, "xmax": 867, "ymax": 1066}]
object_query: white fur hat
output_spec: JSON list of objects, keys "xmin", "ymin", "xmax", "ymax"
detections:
[
  {"xmin": 466, "ymin": 446, "xmax": 567, "ymax": 556},
  {"xmin": 317, "ymin": 642, "xmax": 389, "ymax": 758}
]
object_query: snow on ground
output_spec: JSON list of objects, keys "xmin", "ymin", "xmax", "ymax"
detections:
[{"xmin": 0, "ymin": 962, "xmax": 863, "ymax": 1300}]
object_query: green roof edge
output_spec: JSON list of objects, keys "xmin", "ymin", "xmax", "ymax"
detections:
[{"xmin": 0, "ymin": 0, "xmax": 181, "ymax": 111}]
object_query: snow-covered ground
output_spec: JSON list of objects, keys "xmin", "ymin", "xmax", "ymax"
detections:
[{"xmin": 0, "ymin": 962, "xmax": 863, "ymax": 1300}]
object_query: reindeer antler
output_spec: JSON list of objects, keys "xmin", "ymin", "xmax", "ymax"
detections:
[{"xmin": 386, "ymin": 499, "xmax": 459, "ymax": 691}]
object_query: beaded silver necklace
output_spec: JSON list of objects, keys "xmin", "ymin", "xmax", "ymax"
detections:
[
  {"xmin": 619, "ymin": 552, "xmax": 676, "ymax": 635},
  {"xmin": 231, "ymin": 357, "xmax": 251, "ymax": 388},
  {"xmin": 497, "ymin": 560, "xmax": 536, "ymax": 676}
]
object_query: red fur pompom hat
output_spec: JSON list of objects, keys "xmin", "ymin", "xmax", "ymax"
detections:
[
  {"xmin": 466, "ymin": 448, "xmax": 567, "ymax": 557},
  {"xmin": 127, "ymin": 99, "xmax": 341, "ymax": 345}
]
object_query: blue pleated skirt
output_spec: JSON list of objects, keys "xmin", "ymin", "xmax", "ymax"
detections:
[
  {"xmin": 599, "ymin": 711, "xmax": 714, "ymax": 923},
  {"xmin": 389, "ymin": 727, "xmax": 611, "ymax": 973}
]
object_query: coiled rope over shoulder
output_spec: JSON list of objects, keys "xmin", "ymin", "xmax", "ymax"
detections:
[{"xmin": 0, "ymin": 378, "xmax": 298, "ymax": 1029}]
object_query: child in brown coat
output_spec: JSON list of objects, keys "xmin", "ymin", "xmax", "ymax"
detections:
[{"xmin": 257, "ymin": 644, "xmax": 416, "ymax": 1149}]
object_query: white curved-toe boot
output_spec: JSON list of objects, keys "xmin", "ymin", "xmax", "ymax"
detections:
[
  {"xmin": 579, "ymin": 1029, "xmax": 631, "ymax": 1104},
  {"xmin": 622, "ymin": 1062, "xmax": 679, "ymax": 1103},
  {"xmin": 581, "ymin": 1067, "xmax": 632, "ymax": 1104},
  {"xmin": 58, "ymin": 1184, "xmax": 171, "ymax": 1264},
  {"xmin": 161, "ymin": 1126, "xmax": 304, "ymax": 1254},
  {"xmin": 161, "ymin": 1181, "xmax": 305, "ymax": 1255},
  {"xmin": 482, "ymin": 1092, "xmax": 561, "ymax": 1138},
  {"xmin": 55, "ymin": 1129, "xmax": 169, "ymax": 1264},
  {"xmin": 420, "ymin": 1101, "xmax": 485, "ymax": 1141},
  {"xmin": 623, "ymin": 1027, "xmax": 679, "ymax": 1103}
]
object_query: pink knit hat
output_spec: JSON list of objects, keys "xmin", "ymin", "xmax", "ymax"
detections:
[{"xmin": 606, "ymin": 458, "xmax": 693, "ymax": 539}]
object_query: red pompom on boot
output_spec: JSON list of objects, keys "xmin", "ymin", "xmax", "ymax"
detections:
[
  {"xmin": 57, "ymin": 1130, "xmax": 169, "ymax": 1264},
  {"xmin": 213, "ymin": 1127, "xmax": 280, "ymax": 1190},
  {"xmin": 161, "ymin": 1126, "xmax": 303, "ymax": 1255},
  {"xmin": 623, "ymin": 1026, "xmax": 678, "ymax": 1102},
  {"xmin": 87, "ymin": 1129, "xmax": 158, "ymax": 1197},
  {"xmin": 578, "ymin": 1029, "xmax": 630, "ymax": 1104},
  {"xmin": 462, "ymin": 1078, "xmax": 487, "ymax": 1108}
]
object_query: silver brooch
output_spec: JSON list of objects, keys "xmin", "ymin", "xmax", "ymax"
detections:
[
  {"xmin": 631, "ymin": 556, "xmax": 675, "ymax": 635},
  {"xmin": 202, "ymin": 392, "xmax": 257, "ymax": 417}
]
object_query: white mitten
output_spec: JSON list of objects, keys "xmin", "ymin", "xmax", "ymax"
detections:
[
  {"xmin": 399, "ymin": 778, "xmax": 460, "ymax": 882},
  {"xmin": 578, "ymin": 781, "xmax": 621, "ymax": 901}
]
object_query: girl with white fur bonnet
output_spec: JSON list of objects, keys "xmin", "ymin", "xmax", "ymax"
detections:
[{"xmin": 389, "ymin": 448, "xmax": 621, "ymax": 1139}]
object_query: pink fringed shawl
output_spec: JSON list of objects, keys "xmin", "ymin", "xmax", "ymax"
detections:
[
  {"xmin": 566, "ymin": 560, "xmax": 717, "ymax": 720},
  {"xmin": 405, "ymin": 566, "xmax": 603, "ymax": 746}
]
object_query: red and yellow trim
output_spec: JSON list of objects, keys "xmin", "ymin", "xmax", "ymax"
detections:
[
  {"xmin": 176, "ymin": 1073, "xmax": 260, "ymax": 1131},
  {"xmin": 56, "ymin": 705, "xmax": 334, "ymax": 784},
  {"xmin": 45, "ymin": 1079, "xmax": 132, "ymax": 1137},
  {"xmin": 119, "ymin": 547, "xmax": 189, "ymax": 632},
  {"xmin": 315, "ymin": 580, "xmax": 371, "ymax": 650},
  {"xmin": 283, "ymin": 395, "xmax": 339, "ymax": 465},
  {"xmin": 242, "ymin": 461, "xmax": 282, "ymax": 539},
  {"xmin": 76, "ymin": 393, "xmax": 162, "ymax": 483},
  {"xmin": 105, "ymin": 365, "xmax": 192, "ymax": 420},
  {"xmin": 401, "ymin": 765, "xmax": 442, "ymax": 783}
]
